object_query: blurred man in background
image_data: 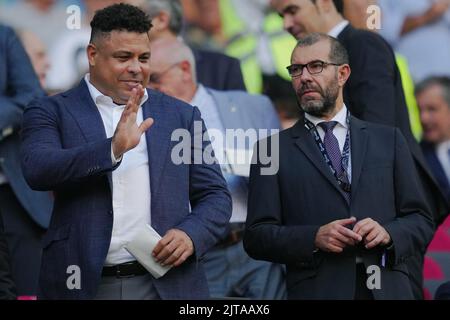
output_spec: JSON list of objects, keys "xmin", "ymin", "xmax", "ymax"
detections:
[
  {"xmin": 142, "ymin": 0, "xmax": 246, "ymax": 91},
  {"xmin": 416, "ymin": 77, "xmax": 450, "ymax": 205},
  {"xmin": 17, "ymin": 30, "xmax": 50, "ymax": 90},
  {"xmin": 148, "ymin": 37, "xmax": 286, "ymax": 299},
  {"xmin": 0, "ymin": 24, "xmax": 53, "ymax": 298}
]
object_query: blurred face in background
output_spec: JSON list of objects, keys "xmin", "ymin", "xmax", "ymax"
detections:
[
  {"xmin": 87, "ymin": 31, "xmax": 151, "ymax": 105},
  {"xmin": 83, "ymin": 0, "xmax": 125, "ymax": 21},
  {"xmin": 27, "ymin": 0, "xmax": 56, "ymax": 11},
  {"xmin": 271, "ymin": 0, "xmax": 323, "ymax": 39},
  {"xmin": 147, "ymin": 39, "xmax": 196, "ymax": 103},
  {"xmin": 417, "ymin": 84, "xmax": 450, "ymax": 144},
  {"xmin": 19, "ymin": 31, "xmax": 50, "ymax": 89}
]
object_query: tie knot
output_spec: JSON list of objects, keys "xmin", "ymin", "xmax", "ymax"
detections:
[{"xmin": 318, "ymin": 121, "xmax": 338, "ymax": 133}]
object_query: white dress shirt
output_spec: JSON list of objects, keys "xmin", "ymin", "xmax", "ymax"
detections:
[
  {"xmin": 85, "ymin": 74, "xmax": 151, "ymax": 265},
  {"xmin": 328, "ymin": 20, "xmax": 349, "ymax": 38},
  {"xmin": 305, "ymin": 104, "xmax": 352, "ymax": 182},
  {"xmin": 190, "ymin": 84, "xmax": 248, "ymax": 223}
]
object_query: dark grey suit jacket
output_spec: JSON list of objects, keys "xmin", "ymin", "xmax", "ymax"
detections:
[{"xmin": 244, "ymin": 117, "xmax": 434, "ymax": 299}]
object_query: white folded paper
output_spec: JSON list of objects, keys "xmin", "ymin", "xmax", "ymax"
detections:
[
  {"xmin": 224, "ymin": 148, "xmax": 253, "ymax": 177},
  {"xmin": 124, "ymin": 224, "xmax": 172, "ymax": 279}
]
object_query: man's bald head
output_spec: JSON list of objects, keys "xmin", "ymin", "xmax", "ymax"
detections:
[
  {"xmin": 150, "ymin": 38, "xmax": 197, "ymax": 83},
  {"xmin": 149, "ymin": 38, "xmax": 197, "ymax": 102}
]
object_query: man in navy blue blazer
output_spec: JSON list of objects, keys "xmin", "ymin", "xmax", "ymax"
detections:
[
  {"xmin": 0, "ymin": 24, "xmax": 53, "ymax": 297},
  {"xmin": 416, "ymin": 76, "xmax": 450, "ymax": 206},
  {"xmin": 20, "ymin": 4, "xmax": 231, "ymax": 300}
]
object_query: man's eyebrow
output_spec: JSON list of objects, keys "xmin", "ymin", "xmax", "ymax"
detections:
[
  {"xmin": 113, "ymin": 51, "xmax": 132, "ymax": 56},
  {"xmin": 282, "ymin": 4, "xmax": 297, "ymax": 14}
]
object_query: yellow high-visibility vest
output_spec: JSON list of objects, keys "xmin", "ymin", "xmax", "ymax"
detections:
[
  {"xmin": 219, "ymin": 0, "xmax": 296, "ymax": 93},
  {"xmin": 396, "ymin": 54, "xmax": 423, "ymax": 141}
]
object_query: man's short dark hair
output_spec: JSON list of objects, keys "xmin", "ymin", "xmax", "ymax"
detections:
[
  {"xmin": 89, "ymin": 3, "xmax": 152, "ymax": 44},
  {"xmin": 295, "ymin": 33, "xmax": 349, "ymax": 65},
  {"xmin": 415, "ymin": 76, "xmax": 450, "ymax": 108},
  {"xmin": 311, "ymin": 0, "xmax": 344, "ymax": 14}
]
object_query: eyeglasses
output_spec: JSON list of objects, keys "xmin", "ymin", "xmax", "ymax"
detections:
[
  {"xmin": 286, "ymin": 60, "xmax": 342, "ymax": 77},
  {"xmin": 149, "ymin": 62, "xmax": 180, "ymax": 85}
]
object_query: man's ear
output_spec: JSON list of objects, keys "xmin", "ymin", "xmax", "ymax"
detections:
[
  {"xmin": 180, "ymin": 60, "xmax": 193, "ymax": 80},
  {"xmin": 338, "ymin": 64, "xmax": 351, "ymax": 86},
  {"xmin": 87, "ymin": 43, "xmax": 97, "ymax": 67},
  {"xmin": 152, "ymin": 11, "xmax": 170, "ymax": 32}
]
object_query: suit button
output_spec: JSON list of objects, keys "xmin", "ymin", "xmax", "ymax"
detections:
[{"xmin": 108, "ymin": 210, "xmax": 113, "ymax": 215}]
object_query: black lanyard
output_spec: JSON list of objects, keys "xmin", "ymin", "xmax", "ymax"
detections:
[{"xmin": 304, "ymin": 112, "xmax": 351, "ymax": 193}]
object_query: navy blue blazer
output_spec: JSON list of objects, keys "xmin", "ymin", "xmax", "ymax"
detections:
[
  {"xmin": 0, "ymin": 214, "xmax": 15, "ymax": 299},
  {"xmin": 244, "ymin": 117, "xmax": 434, "ymax": 299},
  {"xmin": 20, "ymin": 80, "xmax": 232, "ymax": 299},
  {"xmin": 421, "ymin": 141, "xmax": 450, "ymax": 205},
  {"xmin": 193, "ymin": 48, "xmax": 246, "ymax": 91},
  {"xmin": 0, "ymin": 24, "xmax": 52, "ymax": 228}
]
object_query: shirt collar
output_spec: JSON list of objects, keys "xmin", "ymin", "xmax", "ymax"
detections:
[
  {"xmin": 305, "ymin": 104, "xmax": 349, "ymax": 129},
  {"xmin": 328, "ymin": 20, "xmax": 349, "ymax": 38},
  {"xmin": 84, "ymin": 73, "xmax": 149, "ymax": 107},
  {"xmin": 436, "ymin": 140, "xmax": 450, "ymax": 153},
  {"xmin": 190, "ymin": 83, "xmax": 209, "ymax": 106}
]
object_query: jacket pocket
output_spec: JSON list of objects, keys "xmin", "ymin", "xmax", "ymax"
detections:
[
  {"xmin": 42, "ymin": 224, "xmax": 71, "ymax": 249},
  {"xmin": 391, "ymin": 263, "xmax": 410, "ymax": 277},
  {"xmin": 287, "ymin": 268, "xmax": 318, "ymax": 290}
]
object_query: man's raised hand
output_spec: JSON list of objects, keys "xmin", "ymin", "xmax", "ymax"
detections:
[{"xmin": 112, "ymin": 85, "xmax": 154, "ymax": 158}]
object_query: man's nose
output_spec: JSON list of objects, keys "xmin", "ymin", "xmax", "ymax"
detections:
[
  {"xmin": 127, "ymin": 59, "xmax": 141, "ymax": 74},
  {"xmin": 283, "ymin": 16, "xmax": 294, "ymax": 33},
  {"xmin": 299, "ymin": 67, "xmax": 313, "ymax": 83}
]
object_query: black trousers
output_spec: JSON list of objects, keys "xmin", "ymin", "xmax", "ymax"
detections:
[
  {"xmin": 354, "ymin": 263, "xmax": 374, "ymax": 300},
  {"xmin": 0, "ymin": 184, "xmax": 45, "ymax": 296}
]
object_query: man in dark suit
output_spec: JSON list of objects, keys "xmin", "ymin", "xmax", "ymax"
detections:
[
  {"xmin": 0, "ymin": 24, "xmax": 53, "ymax": 297},
  {"xmin": 0, "ymin": 214, "xmax": 16, "ymax": 300},
  {"xmin": 271, "ymin": 0, "xmax": 448, "ymax": 299},
  {"xmin": 20, "ymin": 4, "xmax": 231, "ymax": 300},
  {"xmin": 416, "ymin": 77, "xmax": 450, "ymax": 205},
  {"xmin": 142, "ymin": 0, "xmax": 246, "ymax": 91},
  {"xmin": 244, "ymin": 33, "xmax": 434, "ymax": 299}
]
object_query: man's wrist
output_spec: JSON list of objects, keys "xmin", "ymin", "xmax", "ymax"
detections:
[{"xmin": 111, "ymin": 140, "xmax": 123, "ymax": 165}]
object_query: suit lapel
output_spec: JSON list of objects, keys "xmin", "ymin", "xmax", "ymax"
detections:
[
  {"xmin": 349, "ymin": 116, "xmax": 368, "ymax": 197},
  {"xmin": 142, "ymin": 90, "xmax": 172, "ymax": 198},
  {"xmin": 64, "ymin": 80, "xmax": 107, "ymax": 143},
  {"xmin": 291, "ymin": 121, "xmax": 348, "ymax": 199},
  {"xmin": 337, "ymin": 24, "xmax": 352, "ymax": 44},
  {"xmin": 63, "ymin": 80, "xmax": 113, "ymax": 189}
]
